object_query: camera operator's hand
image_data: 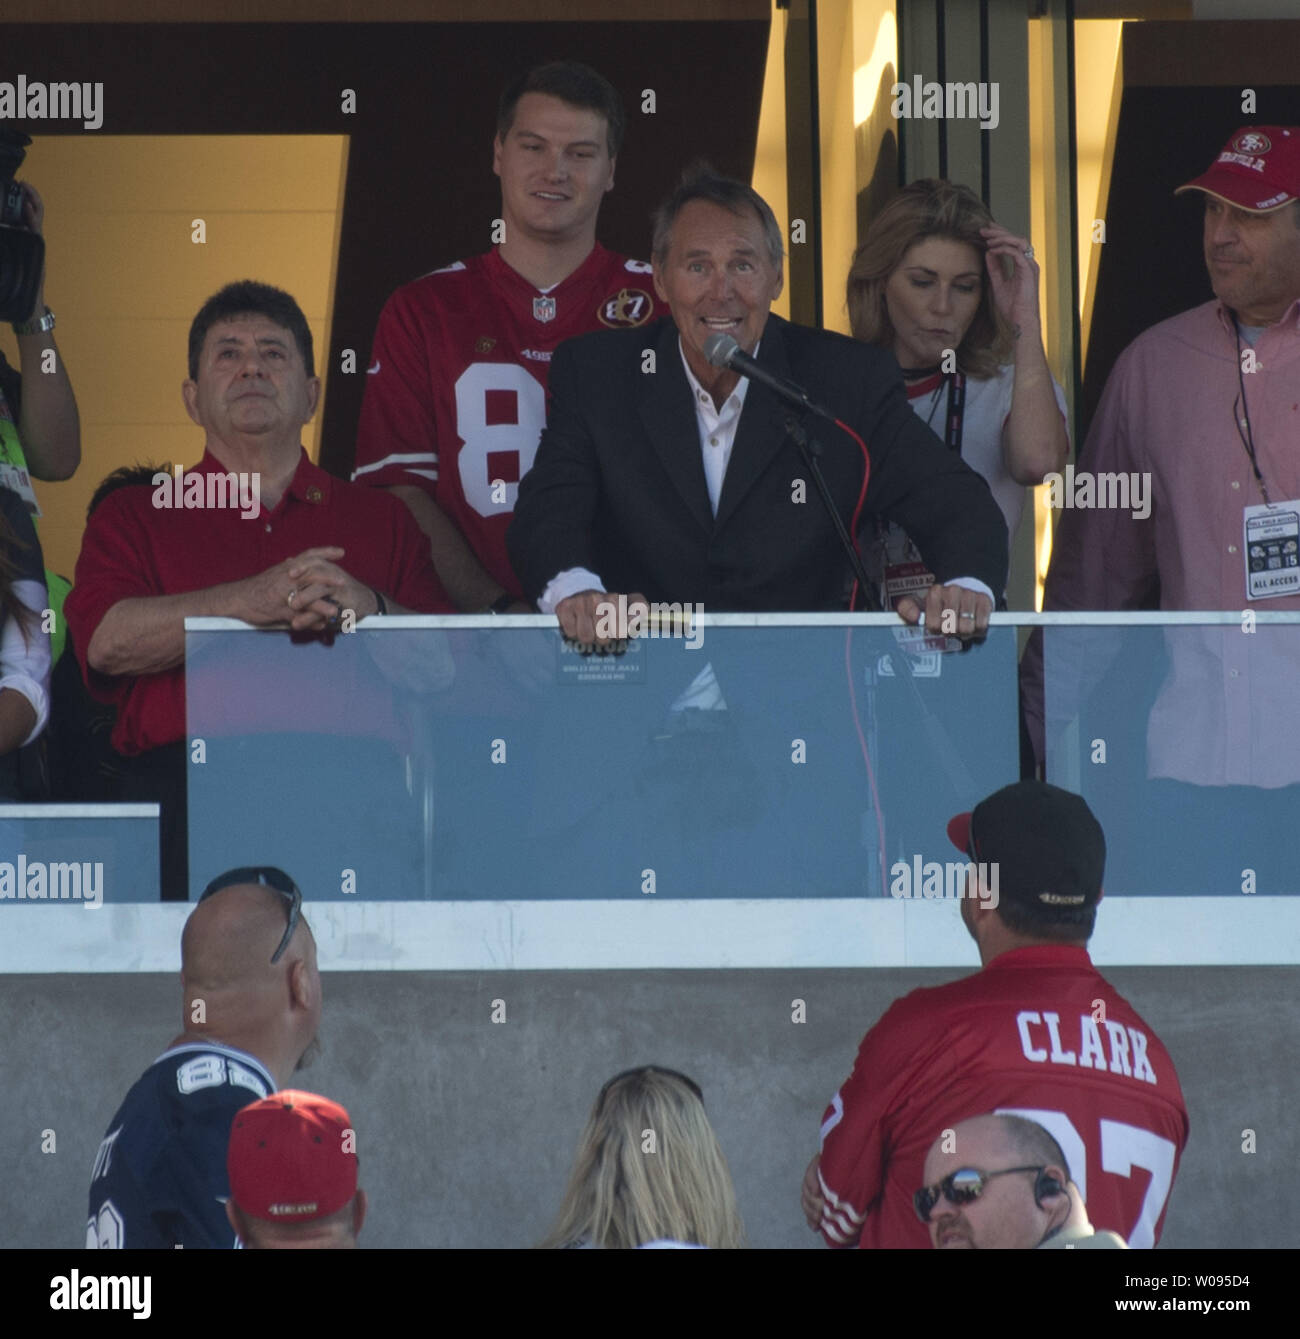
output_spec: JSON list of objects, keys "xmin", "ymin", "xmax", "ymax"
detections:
[
  {"xmin": 17, "ymin": 182, "xmax": 46, "ymax": 312},
  {"xmin": 10, "ymin": 180, "xmax": 80, "ymax": 482},
  {"xmin": 19, "ymin": 181, "xmax": 44, "ymax": 236}
]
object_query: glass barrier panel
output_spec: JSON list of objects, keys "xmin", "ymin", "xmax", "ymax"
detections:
[
  {"xmin": 0, "ymin": 804, "xmax": 160, "ymax": 905},
  {"xmin": 1041, "ymin": 617, "xmax": 1300, "ymax": 895},
  {"xmin": 186, "ymin": 618, "xmax": 1020, "ymax": 902}
]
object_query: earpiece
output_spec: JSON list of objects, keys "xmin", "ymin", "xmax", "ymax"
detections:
[{"xmin": 1034, "ymin": 1170, "xmax": 1065, "ymax": 1207}]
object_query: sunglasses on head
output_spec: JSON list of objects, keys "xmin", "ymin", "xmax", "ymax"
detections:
[
  {"xmin": 199, "ymin": 866, "xmax": 303, "ymax": 965},
  {"xmin": 913, "ymin": 1165, "xmax": 1045, "ymax": 1223},
  {"xmin": 595, "ymin": 1066, "xmax": 704, "ymax": 1114}
]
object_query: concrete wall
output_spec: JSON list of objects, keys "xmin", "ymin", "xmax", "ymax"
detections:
[{"xmin": 3, "ymin": 964, "xmax": 1295, "ymax": 1249}]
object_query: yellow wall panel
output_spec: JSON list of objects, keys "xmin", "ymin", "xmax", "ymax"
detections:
[
  {"xmin": 50, "ymin": 214, "xmax": 342, "ymax": 322},
  {"xmin": 44, "ymin": 320, "xmax": 206, "ymax": 429},
  {"xmin": 19, "ymin": 137, "xmax": 348, "ymax": 215},
  {"xmin": 754, "ymin": 0, "xmax": 791, "ymax": 321},
  {"xmin": 816, "ymin": 0, "xmax": 857, "ymax": 334},
  {"xmin": 816, "ymin": 1, "xmax": 898, "ymax": 334},
  {"xmin": 1073, "ymin": 20, "xmax": 1125, "ymax": 368}
]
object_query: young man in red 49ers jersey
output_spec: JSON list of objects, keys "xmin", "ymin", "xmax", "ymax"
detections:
[
  {"xmin": 802, "ymin": 781, "xmax": 1189, "ymax": 1249},
  {"xmin": 352, "ymin": 61, "xmax": 661, "ymax": 611}
]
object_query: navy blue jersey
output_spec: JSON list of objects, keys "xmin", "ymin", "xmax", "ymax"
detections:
[{"xmin": 86, "ymin": 1042, "xmax": 274, "ymax": 1249}]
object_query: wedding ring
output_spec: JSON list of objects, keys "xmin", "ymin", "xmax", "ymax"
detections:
[
  {"xmin": 287, "ymin": 589, "xmax": 297, "ymax": 607},
  {"xmin": 1024, "ymin": 245, "xmax": 1034, "ymax": 259}
]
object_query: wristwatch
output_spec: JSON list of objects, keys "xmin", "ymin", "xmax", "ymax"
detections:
[
  {"xmin": 487, "ymin": 592, "xmax": 515, "ymax": 614},
  {"xmin": 12, "ymin": 306, "xmax": 55, "ymax": 336}
]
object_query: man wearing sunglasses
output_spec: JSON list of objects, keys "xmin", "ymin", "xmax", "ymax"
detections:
[
  {"xmin": 87, "ymin": 868, "xmax": 322, "ymax": 1250},
  {"xmin": 916, "ymin": 1113, "xmax": 1125, "ymax": 1249},
  {"xmin": 804, "ymin": 781, "xmax": 1188, "ymax": 1249}
]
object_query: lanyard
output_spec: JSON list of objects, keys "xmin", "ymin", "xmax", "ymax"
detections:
[
  {"xmin": 1232, "ymin": 319, "xmax": 1271, "ymax": 504},
  {"xmin": 920, "ymin": 371, "xmax": 966, "ymax": 456},
  {"xmin": 942, "ymin": 371, "xmax": 966, "ymax": 456}
]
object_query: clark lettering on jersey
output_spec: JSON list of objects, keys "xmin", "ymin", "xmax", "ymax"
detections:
[{"xmin": 1016, "ymin": 1010, "xmax": 1159, "ymax": 1083}]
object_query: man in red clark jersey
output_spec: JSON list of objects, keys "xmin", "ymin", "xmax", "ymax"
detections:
[{"xmin": 801, "ymin": 780, "xmax": 1189, "ymax": 1249}]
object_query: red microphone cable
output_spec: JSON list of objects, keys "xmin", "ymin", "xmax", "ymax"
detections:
[{"xmin": 832, "ymin": 416, "xmax": 888, "ymax": 897}]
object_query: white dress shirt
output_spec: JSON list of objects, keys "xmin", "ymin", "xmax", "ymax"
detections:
[{"xmin": 539, "ymin": 341, "xmax": 751, "ymax": 613}]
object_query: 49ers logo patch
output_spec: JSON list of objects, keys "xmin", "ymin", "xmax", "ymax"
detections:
[
  {"xmin": 1233, "ymin": 131, "xmax": 1271, "ymax": 155},
  {"xmin": 598, "ymin": 287, "xmax": 654, "ymax": 328}
]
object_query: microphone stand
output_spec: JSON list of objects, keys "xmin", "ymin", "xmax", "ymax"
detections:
[
  {"xmin": 782, "ymin": 409, "xmax": 881, "ymax": 613},
  {"xmin": 782, "ymin": 409, "xmax": 982, "ymax": 896}
]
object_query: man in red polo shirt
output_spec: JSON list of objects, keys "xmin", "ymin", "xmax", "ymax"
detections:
[
  {"xmin": 800, "ymin": 781, "xmax": 1189, "ymax": 1249},
  {"xmin": 65, "ymin": 280, "xmax": 451, "ymax": 896}
]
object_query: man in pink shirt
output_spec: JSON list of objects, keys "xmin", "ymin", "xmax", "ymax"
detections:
[{"xmin": 1024, "ymin": 127, "xmax": 1300, "ymax": 891}]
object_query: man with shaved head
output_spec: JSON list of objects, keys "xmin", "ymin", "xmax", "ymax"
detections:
[
  {"xmin": 915, "ymin": 1113, "xmax": 1126, "ymax": 1250},
  {"xmin": 86, "ymin": 867, "xmax": 322, "ymax": 1249}
]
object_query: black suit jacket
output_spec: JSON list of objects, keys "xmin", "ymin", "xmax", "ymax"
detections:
[{"xmin": 508, "ymin": 314, "xmax": 1008, "ymax": 611}]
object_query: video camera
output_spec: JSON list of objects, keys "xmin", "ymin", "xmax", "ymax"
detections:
[{"xmin": 0, "ymin": 129, "xmax": 46, "ymax": 325}]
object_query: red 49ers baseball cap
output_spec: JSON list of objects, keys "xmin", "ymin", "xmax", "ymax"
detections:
[
  {"xmin": 1175, "ymin": 126, "xmax": 1300, "ymax": 213},
  {"xmin": 227, "ymin": 1090, "xmax": 357, "ymax": 1222}
]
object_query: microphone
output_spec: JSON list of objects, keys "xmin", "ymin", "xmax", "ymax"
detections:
[
  {"xmin": 702, "ymin": 331, "xmax": 878, "ymax": 612},
  {"xmin": 702, "ymin": 333, "xmax": 835, "ymax": 421}
]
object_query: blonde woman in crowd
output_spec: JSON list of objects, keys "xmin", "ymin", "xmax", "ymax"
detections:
[
  {"xmin": 539, "ymin": 1066, "xmax": 746, "ymax": 1249},
  {"xmin": 847, "ymin": 178, "xmax": 1069, "ymax": 610}
]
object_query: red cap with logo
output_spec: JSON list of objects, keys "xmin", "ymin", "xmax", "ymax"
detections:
[
  {"xmin": 1175, "ymin": 126, "xmax": 1300, "ymax": 212},
  {"xmin": 227, "ymin": 1089, "xmax": 357, "ymax": 1222}
]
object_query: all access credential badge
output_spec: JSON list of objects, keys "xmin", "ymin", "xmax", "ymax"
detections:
[
  {"xmin": 532, "ymin": 295, "xmax": 557, "ymax": 323},
  {"xmin": 1244, "ymin": 501, "xmax": 1300, "ymax": 600}
]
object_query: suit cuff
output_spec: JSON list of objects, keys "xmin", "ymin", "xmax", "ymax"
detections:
[
  {"xmin": 0, "ymin": 675, "xmax": 49, "ymax": 745},
  {"xmin": 941, "ymin": 576, "xmax": 995, "ymax": 605},
  {"xmin": 538, "ymin": 568, "xmax": 605, "ymax": 615}
]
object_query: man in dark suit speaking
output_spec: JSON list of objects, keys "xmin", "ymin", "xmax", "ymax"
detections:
[{"xmin": 508, "ymin": 168, "xmax": 1008, "ymax": 640}]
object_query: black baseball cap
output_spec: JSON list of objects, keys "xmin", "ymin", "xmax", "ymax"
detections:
[{"xmin": 947, "ymin": 781, "xmax": 1105, "ymax": 911}]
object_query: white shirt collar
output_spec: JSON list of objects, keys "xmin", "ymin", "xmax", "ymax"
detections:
[{"xmin": 677, "ymin": 337, "xmax": 758, "ymax": 414}]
